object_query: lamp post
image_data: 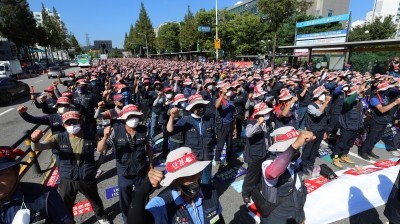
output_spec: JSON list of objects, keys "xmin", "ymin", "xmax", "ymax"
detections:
[
  {"xmin": 138, "ymin": 33, "xmax": 149, "ymax": 58},
  {"xmin": 215, "ymin": 0, "xmax": 218, "ymax": 60},
  {"xmin": 364, "ymin": 30, "xmax": 369, "ymax": 41}
]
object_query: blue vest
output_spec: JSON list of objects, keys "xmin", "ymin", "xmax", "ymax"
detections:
[
  {"xmin": 330, "ymin": 92, "xmax": 345, "ymax": 115},
  {"xmin": 48, "ymin": 114, "xmax": 65, "ymax": 134},
  {"xmin": 57, "ymin": 131, "xmax": 97, "ymax": 180},
  {"xmin": 158, "ymin": 184, "xmax": 223, "ymax": 224},
  {"xmin": 113, "ymin": 124, "xmax": 147, "ymax": 177},
  {"xmin": 371, "ymin": 94, "xmax": 392, "ymax": 124},
  {"xmin": 246, "ymin": 120, "xmax": 267, "ymax": 159},
  {"xmin": 182, "ymin": 115, "xmax": 215, "ymax": 161},
  {"xmin": 306, "ymin": 102, "xmax": 327, "ymax": 133},
  {"xmin": 233, "ymin": 91, "xmax": 247, "ymax": 116},
  {"xmin": 200, "ymin": 90, "xmax": 217, "ymax": 116},
  {"xmin": 73, "ymin": 92, "xmax": 94, "ymax": 111},
  {"xmin": 276, "ymin": 105, "xmax": 296, "ymax": 129},
  {"xmin": 341, "ymin": 99, "xmax": 362, "ymax": 131},
  {"xmin": 261, "ymin": 165, "xmax": 307, "ymax": 223}
]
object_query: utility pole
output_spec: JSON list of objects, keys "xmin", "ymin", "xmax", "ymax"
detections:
[
  {"xmin": 215, "ymin": 0, "xmax": 218, "ymax": 61},
  {"xmin": 85, "ymin": 32, "xmax": 90, "ymax": 49}
]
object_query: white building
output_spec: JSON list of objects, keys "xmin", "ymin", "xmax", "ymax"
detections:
[
  {"xmin": 365, "ymin": 11, "xmax": 374, "ymax": 25},
  {"xmin": 33, "ymin": 8, "xmax": 61, "ymax": 26},
  {"xmin": 351, "ymin": 20, "xmax": 366, "ymax": 29},
  {"xmin": 372, "ymin": 0, "xmax": 400, "ymax": 38},
  {"xmin": 154, "ymin": 23, "xmax": 167, "ymax": 38}
]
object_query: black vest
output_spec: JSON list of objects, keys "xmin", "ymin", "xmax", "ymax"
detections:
[
  {"xmin": 73, "ymin": 92, "xmax": 94, "ymax": 111},
  {"xmin": 57, "ymin": 131, "xmax": 97, "ymax": 181},
  {"xmin": 261, "ymin": 164, "xmax": 307, "ymax": 224},
  {"xmin": 341, "ymin": 98, "xmax": 362, "ymax": 131},
  {"xmin": 306, "ymin": 102, "xmax": 327, "ymax": 133},
  {"xmin": 200, "ymin": 90, "xmax": 217, "ymax": 116},
  {"xmin": 113, "ymin": 124, "xmax": 147, "ymax": 177},
  {"xmin": 330, "ymin": 92, "xmax": 345, "ymax": 115},
  {"xmin": 182, "ymin": 115, "xmax": 214, "ymax": 161},
  {"xmin": 371, "ymin": 94, "xmax": 392, "ymax": 124},
  {"xmin": 275, "ymin": 105, "xmax": 296, "ymax": 129},
  {"xmin": 158, "ymin": 184, "xmax": 223, "ymax": 224},
  {"xmin": 246, "ymin": 120, "xmax": 267, "ymax": 159},
  {"xmin": 233, "ymin": 91, "xmax": 247, "ymax": 116},
  {"xmin": 48, "ymin": 114, "xmax": 65, "ymax": 134}
]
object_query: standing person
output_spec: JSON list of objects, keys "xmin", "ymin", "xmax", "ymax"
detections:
[
  {"xmin": 242, "ymin": 102, "xmax": 273, "ymax": 204},
  {"xmin": 359, "ymin": 82, "xmax": 400, "ymax": 160},
  {"xmin": 259, "ymin": 127, "xmax": 315, "ymax": 224},
  {"xmin": 167, "ymin": 94, "xmax": 216, "ymax": 184},
  {"xmin": 97, "ymin": 105, "xmax": 153, "ymax": 223},
  {"xmin": 332, "ymin": 85, "xmax": 364, "ymax": 168},
  {"xmin": 127, "ymin": 147, "xmax": 225, "ymax": 224},
  {"xmin": 275, "ymin": 88, "xmax": 297, "ymax": 128},
  {"xmin": 232, "ymin": 81, "xmax": 247, "ymax": 138},
  {"xmin": 167, "ymin": 94, "xmax": 189, "ymax": 151},
  {"xmin": 325, "ymin": 82, "xmax": 346, "ymax": 138},
  {"xmin": 73, "ymin": 79, "xmax": 99, "ymax": 131},
  {"xmin": 0, "ymin": 146, "xmax": 73, "ymax": 224},
  {"xmin": 31, "ymin": 86, "xmax": 59, "ymax": 114},
  {"xmin": 215, "ymin": 84, "xmax": 237, "ymax": 170},
  {"xmin": 301, "ymin": 86, "xmax": 331, "ymax": 175},
  {"xmin": 200, "ymin": 78, "xmax": 218, "ymax": 120},
  {"xmin": 31, "ymin": 111, "xmax": 110, "ymax": 224},
  {"xmin": 296, "ymin": 79, "xmax": 311, "ymax": 130},
  {"xmin": 94, "ymin": 94, "xmax": 125, "ymax": 121}
]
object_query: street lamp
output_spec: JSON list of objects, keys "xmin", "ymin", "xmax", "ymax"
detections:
[
  {"xmin": 138, "ymin": 33, "xmax": 149, "ymax": 58},
  {"xmin": 364, "ymin": 30, "xmax": 369, "ymax": 41}
]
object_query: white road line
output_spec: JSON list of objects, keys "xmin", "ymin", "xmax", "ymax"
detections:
[
  {"xmin": 0, "ymin": 108, "xmax": 14, "ymax": 116},
  {"xmin": 348, "ymin": 151, "xmax": 376, "ymax": 163},
  {"xmin": 34, "ymin": 80, "xmax": 43, "ymax": 83}
]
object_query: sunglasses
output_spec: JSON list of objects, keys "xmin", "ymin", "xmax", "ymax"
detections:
[{"xmin": 64, "ymin": 119, "xmax": 79, "ymax": 126}]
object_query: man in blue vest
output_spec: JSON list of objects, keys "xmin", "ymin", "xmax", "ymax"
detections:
[
  {"xmin": 167, "ymin": 94, "xmax": 216, "ymax": 184},
  {"xmin": 301, "ymin": 86, "xmax": 331, "ymax": 175},
  {"xmin": 242, "ymin": 102, "xmax": 273, "ymax": 204},
  {"xmin": 31, "ymin": 111, "xmax": 110, "ymax": 224},
  {"xmin": 333, "ymin": 85, "xmax": 364, "ymax": 168},
  {"xmin": 200, "ymin": 78, "xmax": 217, "ymax": 119},
  {"xmin": 0, "ymin": 146, "xmax": 73, "ymax": 224},
  {"xmin": 215, "ymin": 83, "xmax": 237, "ymax": 170},
  {"xmin": 127, "ymin": 147, "xmax": 225, "ymax": 224},
  {"xmin": 31, "ymin": 85, "xmax": 60, "ymax": 114},
  {"xmin": 97, "ymin": 104, "xmax": 154, "ymax": 223},
  {"xmin": 73, "ymin": 79, "xmax": 99, "ymax": 131},
  {"xmin": 359, "ymin": 82, "xmax": 400, "ymax": 160}
]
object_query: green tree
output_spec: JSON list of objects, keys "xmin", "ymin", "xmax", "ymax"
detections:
[
  {"xmin": 69, "ymin": 33, "xmax": 82, "ymax": 54},
  {"xmin": 349, "ymin": 15, "xmax": 396, "ymax": 42},
  {"xmin": 157, "ymin": 22, "xmax": 181, "ymax": 53},
  {"xmin": 132, "ymin": 2, "xmax": 156, "ymax": 56},
  {"xmin": 181, "ymin": 5, "xmax": 198, "ymax": 51},
  {"xmin": 0, "ymin": 0, "xmax": 38, "ymax": 59},
  {"xmin": 110, "ymin": 48, "xmax": 123, "ymax": 58},
  {"xmin": 257, "ymin": 0, "xmax": 313, "ymax": 68}
]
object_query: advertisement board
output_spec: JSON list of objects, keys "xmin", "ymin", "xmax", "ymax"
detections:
[
  {"xmin": 198, "ymin": 26, "xmax": 211, "ymax": 32},
  {"xmin": 296, "ymin": 30, "xmax": 347, "ymax": 40},
  {"xmin": 296, "ymin": 14, "xmax": 350, "ymax": 28}
]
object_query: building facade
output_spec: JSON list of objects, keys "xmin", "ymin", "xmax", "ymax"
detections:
[
  {"xmin": 371, "ymin": 0, "xmax": 400, "ymax": 38},
  {"xmin": 227, "ymin": 0, "xmax": 258, "ymax": 15},
  {"xmin": 33, "ymin": 8, "xmax": 61, "ymax": 26},
  {"xmin": 306, "ymin": 0, "xmax": 350, "ymax": 18}
]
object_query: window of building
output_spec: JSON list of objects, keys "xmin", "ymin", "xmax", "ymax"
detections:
[
  {"xmin": 327, "ymin": 9, "xmax": 334, "ymax": 17},
  {"xmin": 35, "ymin": 14, "xmax": 40, "ymax": 18}
]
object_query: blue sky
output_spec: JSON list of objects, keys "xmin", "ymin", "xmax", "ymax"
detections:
[{"xmin": 27, "ymin": 0, "xmax": 374, "ymax": 49}]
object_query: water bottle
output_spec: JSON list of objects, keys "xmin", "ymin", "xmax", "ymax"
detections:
[{"xmin": 316, "ymin": 165, "xmax": 321, "ymax": 177}]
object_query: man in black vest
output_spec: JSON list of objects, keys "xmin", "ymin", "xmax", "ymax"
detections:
[
  {"xmin": 301, "ymin": 86, "xmax": 331, "ymax": 175},
  {"xmin": 200, "ymin": 78, "xmax": 217, "ymax": 120},
  {"xmin": 31, "ymin": 85, "xmax": 59, "ymax": 114},
  {"xmin": 97, "ymin": 104, "xmax": 153, "ymax": 223},
  {"xmin": 31, "ymin": 111, "xmax": 109, "ymax": 224},
  {"xmin": 332, "ymin": 85, "xmax": 364, "ymax": 168},
  {"xmin": 242, "ymin": 102, "xmax": 273, "ymax": 204},
  {"xmin": 260, "ymin": 126, "xmax": 314, "ymax": 224},
  {"xmin": 127, "ymin": 147, "xmax": 225, "ymax": 224},
  {"xmin": 73, "ymin": 79, "xmax": 99, "ymax": 131},
  {"xmin": 359, "ymin": 82, "xmax": 400, "ymax": 160},
  {"xmin": 0, "ymin": 146, "xmax": 73, "ymax": 224},
  {"xmin": 232, "ymin": 81, "xmax": 248, "ymax": 138},
  {"xmin": 167, "ymin": 94, "xmax": 216, "ymax": 184}
]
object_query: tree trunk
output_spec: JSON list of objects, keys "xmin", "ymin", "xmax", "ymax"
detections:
[
  {"xmin": 45, "ymin": 47, "xmax": 49, "ymax": 66},
  {"xmin": 56, "ymin": 49, "xmax": 60, "ymax": 63},
  {"xmin": 271, "ymin": 32, "xmax": 277, "ymax": 70}
]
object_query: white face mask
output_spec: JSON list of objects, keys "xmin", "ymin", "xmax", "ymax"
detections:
[
  {"xmin": 126, "ymin": 118, "xmax": 139, "ymax": 128},
  {"xmin": 343, "ymin": 86, "xmax": 349, "ymax": 92},
  {"xmin": 11, "ymin": 202, "xmax": 30, "ymax": 224},
  {"xmin": 226, "ymin": 90, "xmax": 232, "ymax": 97},
  {"xmin": 69, "ymin": 77, "xmax": 74, "ymax": 80},
  {"xmin": 179, "ymin": 102, "xmax": 188, "ymax": 108},
  {"xmin": 166, "ymin": 93, "xmax": 173, "ymax": 99},
  {"xmin": 207, "ymin": 85, "xmax": 213, "ymax": 91},
  {"xmin": 264, "ymin": 114, "xmax": 270, "ymax": 120},
  {"xmin": 306, "ymin": 84, "xmax": 310, "ymax": 87},
  {"xmin": 318, "ymin": 94, "xmax": 326, "ymax": 103},
  {"xmin": 66, "ymin": 124, "xmax": 81, "ymax": 134},
  {"xmin": 58, "ymin": 107, "xmax": 69, "ymax": 114}
]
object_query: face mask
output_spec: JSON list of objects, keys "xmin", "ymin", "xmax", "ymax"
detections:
[
  {"xmin": 226, "ymin": 90, "xmax": 232, "ymax": 97},
  {"xmin": 11, "ymin": 202, "xmax": 30, "ymax": 224},
  {"xmin": 306, "ymin": 84, "xmax": 310, "ymax": 87},
  {"xmin": 180, "ymin": 179, "xmax": 201, "ymax": 199},
  {"xmin": 66, "ymin": 124, "xmax": 81, "ymax": 134},
  {"xmin": 196, "ymin": 107, "xmax": 205, "ymax": 117},
  {"xmin": 347, "ymin": 75, "xmax": 352, "ymax": 79},
  {"xmin": 318, "ymin": 94, "xmax": 326, "ymax": 103},
  {"xmin": 342, "ymin": 86, "xmax": 349, "ymax": 92},
  {"xmin": 90, "ymin": 81, "xmax": 97, "ymax": 86},
  {"xmin": 207, "ymin": 85, "xmax": 213, "ymax": 91},
  {"xmin": 166, "ymin": 93, "xmax": 173, "ymax": 99},
  {"xmin": 76, "ymin": 86, "xmax": 86, "ymax": 93},
  {"xmin": 79, "ymin": 72, "xmax": 83, "ymax": 76},
  {"xmin": 58, "ymin": 107, "xmax": 69, "ymax": 114},
  {"xmin": 126, "ymin": 118, "xmax": 139, "ymax": 128},
  {"xmin": 179, "ymin": 102, "xmax": 188, "ymax": 108},
  {"xmin": 357, "ymin": 96, "xmax": 363, "ymax": 99},
  {"xmin": 264, "ymin": 114, "xmax": 270, "ymax": 120},
  {"xmin": 69, "ymin": 77, "xmax": 74, "ymax": 81}
]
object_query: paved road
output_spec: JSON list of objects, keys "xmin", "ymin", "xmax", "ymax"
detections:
[{"xmin": 11, "ymin": 72, "xmax": 397, "ymax": 224}]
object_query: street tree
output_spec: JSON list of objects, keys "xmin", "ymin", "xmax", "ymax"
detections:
[
  {"xmin": 0, "ymin": 0, "xmax": 38, "ymax": 59},
  {"xmin": 181, "ymin": 5, "xmax": 198, "ymax": 51},
  {"xmin": 257, "ymin": 0, "xmax": 313, "ymax": 68},
  {"xmin": 133, "ymin": 2, "xmax": 156, "ymax": 56},
  {"xmin": 157, "ymin": 22, "xmax": 181, "ymax": 53},
  {"xmin": 349, "ymin": 15, "xmax": 396, "ymax": 42},
  {"xmin": 69, "ymin": 33, "xmax": 82, "ymax": 54}
]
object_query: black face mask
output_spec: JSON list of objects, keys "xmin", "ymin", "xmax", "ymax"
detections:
[
  {"xmin": 180, "ymin": 179, "xmax": 201, "ymax": 199},
  {"xmin": 196, "ymin": 107, "xmax": 205, "ymax": 117}
]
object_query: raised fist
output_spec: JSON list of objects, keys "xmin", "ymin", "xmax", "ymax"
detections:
[
  {"xmin": 17, "ymin": 105, "xmax": 28, "ymax": 114},
  {"xmin": 31, "ymin": 130, "xmax": 45, "ymax": 142},
  {"xmin": 170, "ymin": 107, "xmax": 179, "ymax": 118},
  {"xmin": 98, "ymin": 101, "xmax": 106, "ymax": 108}
]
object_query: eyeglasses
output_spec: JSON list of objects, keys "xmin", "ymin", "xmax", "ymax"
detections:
[{"xmin": 64, "ymin": 119, "xmax": 79, "ymax": 126}]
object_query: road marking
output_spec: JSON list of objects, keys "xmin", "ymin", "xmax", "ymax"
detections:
[
  {"xmin": 34, "ymin": 80, "xmax": 43, "ymax": 83},
  {"xmin": 0, "ymin": 108, "xmax": 14, "ymax": 116},
  {"xmin": 348, "ymin": 151, "xmax": 375, "ymax": 163}
]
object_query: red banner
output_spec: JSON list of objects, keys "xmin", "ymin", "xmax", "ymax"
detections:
[
  {"xmin": 343, "ymin": 167, "xmax": 383, "ymax": 176},
  {"xmin": 304, "ymin": 176, "xmax": 334, "ymax": 194},
  {"xmin": 73, "ymin": 200, "xmax": 93, "ymax": 216},
  {"xmin": 373, "ymin": 160, "xmax": 400, "ymax": 168},
  {"xmin": 46, "ymin": 167, "xmax": 59, "ymax": 187},
  {"xmin": 229, "ymin": 61, "xmax": 253, "ymax": 67}
]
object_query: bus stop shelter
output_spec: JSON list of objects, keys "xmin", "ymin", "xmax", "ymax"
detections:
[{"xmin": 278, "ymin": 39, "xmax": 400, "ymax": 69}]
